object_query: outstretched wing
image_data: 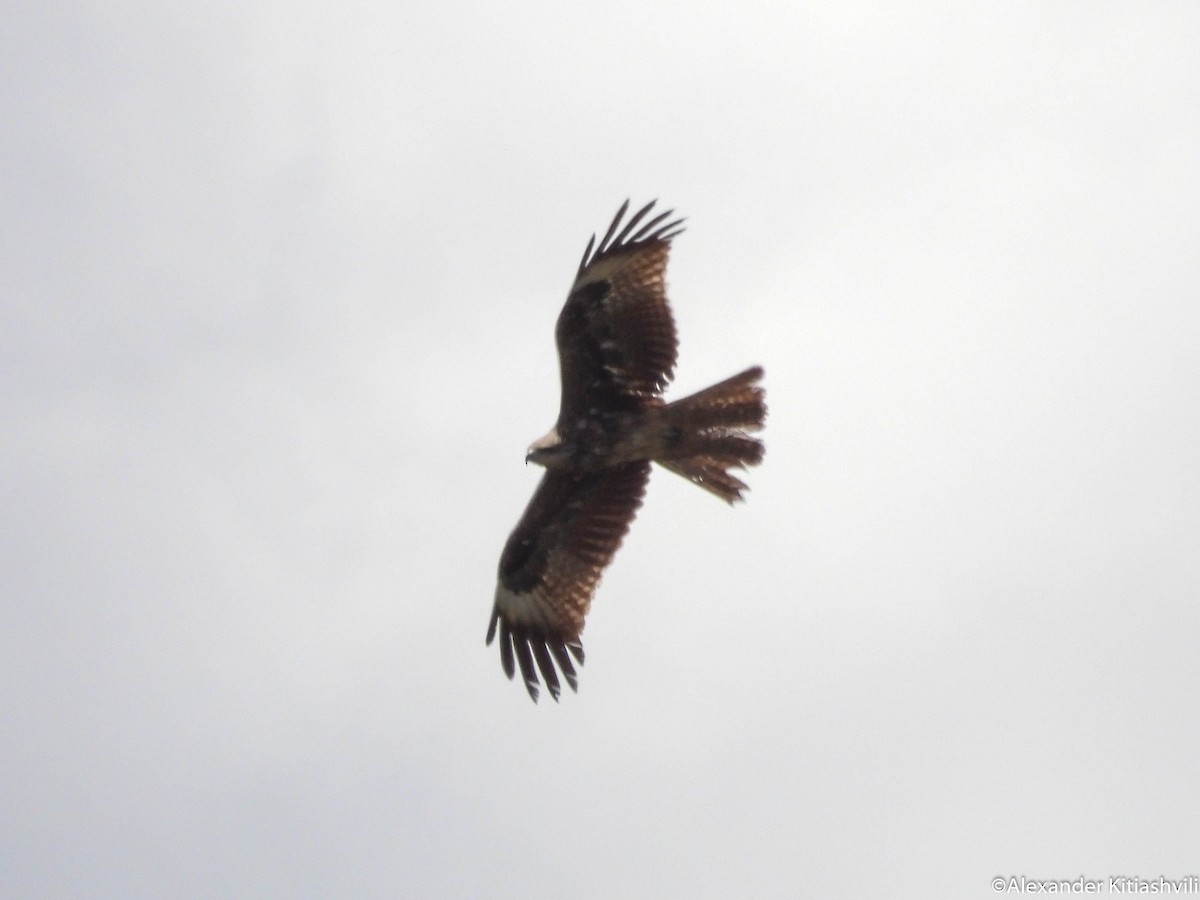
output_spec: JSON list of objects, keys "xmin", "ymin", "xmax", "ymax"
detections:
[
  {"xmin": 487, "ymin": 460, "xmax": 651, "ymax": 702},
  {"xmin": 555, "ymin": 200, "xmax": 685, "ymax": 425}
]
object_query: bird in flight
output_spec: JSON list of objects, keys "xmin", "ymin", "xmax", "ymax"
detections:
[{"xmin": 486, "ymin": 200, "xmax": 766, "ymax": 701}]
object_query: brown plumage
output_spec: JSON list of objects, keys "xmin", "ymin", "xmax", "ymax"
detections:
[{"xmin": 487, "ymin": 200, "xmax": 766, "ymax": 701}]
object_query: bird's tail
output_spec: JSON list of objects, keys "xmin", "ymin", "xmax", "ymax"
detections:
[{"xmin": 654, "ymin": 366, "xmax": 766, "ymax": 503}]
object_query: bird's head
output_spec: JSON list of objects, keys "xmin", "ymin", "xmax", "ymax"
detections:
[{"xmin": 526, "ymin": 428, "xmax": 568, "ymax": 468}]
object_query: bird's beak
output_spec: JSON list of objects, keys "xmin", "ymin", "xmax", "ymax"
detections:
[{"xmin": 525, "ymin": 428, "xmax": 561, "ymax": 468}]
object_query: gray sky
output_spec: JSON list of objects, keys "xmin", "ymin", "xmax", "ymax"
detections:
[{"xmin": 3, "ymin": 2, "xmax": 1198, "ymax": 897}]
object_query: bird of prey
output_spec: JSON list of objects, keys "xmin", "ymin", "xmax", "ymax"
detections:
[{"xmin": 486, "ymin": 200, "xmax": 766, "ymax": 702}]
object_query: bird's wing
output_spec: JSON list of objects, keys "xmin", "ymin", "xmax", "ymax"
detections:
[
  {"xmin": 487, "ymin": 460, "xmax": 651, "ymax": 702},
  {"xmin": 555, "ymin": 200, "xmax": 684, "ymax": 424}
]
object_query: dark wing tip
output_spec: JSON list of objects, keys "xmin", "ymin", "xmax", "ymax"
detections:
[
  {"xmin": 498, "ymin": 622, "xmax": 516, "ymax": 680},
  {"xmin": 488, "ymin": 606, "xmax": 589, "ymax": 702},
  {"xmin": 532, "ymin": 641, "xmax": 562, "ymax": 702},
  {"xmin": 567, "ymin": 640, "xmax": 585, "ymax": 665},
  {"xmin": 547, "ymin": 639, "xmax": 580, "ymax": 694},
  {"xmin": 596, "ymin": 198, "xmax": 631, "ymax": 255},
  {"xmin": 577, "ymin": 199, "xmax": 686, "ymax": 275},
  {"xmin": 513, "ymin": 635, "xmax": 541, "ymax": 703}
]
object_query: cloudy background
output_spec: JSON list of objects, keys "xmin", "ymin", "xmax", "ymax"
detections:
[{"xmin": 3, "ymin": 2, "xmax": 1198, "ymax": 897}]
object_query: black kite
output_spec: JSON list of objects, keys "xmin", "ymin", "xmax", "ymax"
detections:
[{"xmin": 486, "ymin": 200, "xmax": 766, "ymax": 701}]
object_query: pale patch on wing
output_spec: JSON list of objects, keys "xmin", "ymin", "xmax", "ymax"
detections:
[
  {"xmin": 493, "ymin": 582, "xmax": 555, "ymax": 632},
  {"xmin": 571, "ymin": 254, "xmax": 627, "ymax": 291}
]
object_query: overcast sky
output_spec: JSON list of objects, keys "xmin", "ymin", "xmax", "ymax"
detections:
[{"xmin": 3, "ymin": 2, "xmax": 1198, "ymax": 898}]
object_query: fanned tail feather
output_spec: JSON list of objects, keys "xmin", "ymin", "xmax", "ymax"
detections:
[{"xmin": 655, "ymin": 366, "xmax": 766, "ymax": 503}]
